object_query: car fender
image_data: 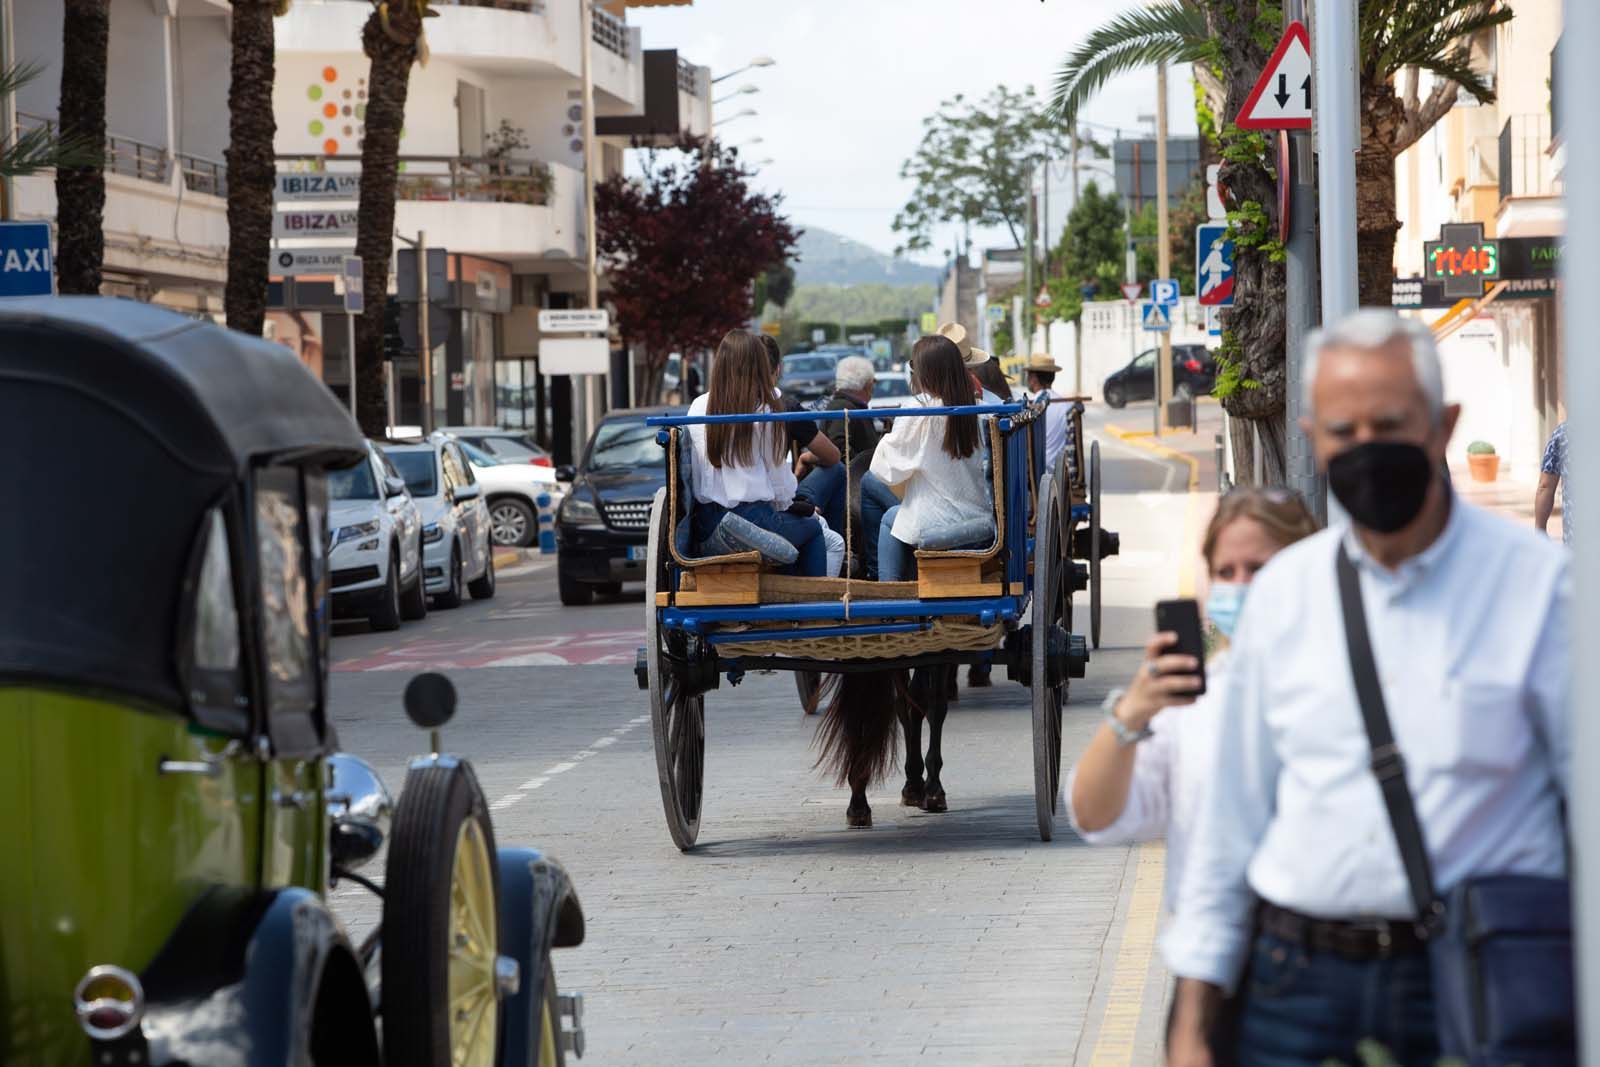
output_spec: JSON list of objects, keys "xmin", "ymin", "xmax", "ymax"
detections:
[
  {"xmin": 125, "ymin": 886, "xmax": 379, "ymax": 1067},
  {"xmin": 496, "ymin": 848, "xmax": 585, "ymax": 1066}
]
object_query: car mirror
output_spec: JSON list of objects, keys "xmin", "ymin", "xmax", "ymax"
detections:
[
  {"xmin": 384, "ymin": 476, "xmax": 407, "ymax": 498},
  {"xmin": 325, "ymin": 753, "xmax": 392, "ymax": 873},
  {"xmin": 453, "ymin": 484, "xmax": 481, "ymax": 502},
  {"xmin": 555, "ymin": 464, "xmax": 576, "ymax": 483}
]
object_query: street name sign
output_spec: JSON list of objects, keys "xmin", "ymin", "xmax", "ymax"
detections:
[
  {"xmin": 1141, "ymin": 302, "xmax": 1171, "ymax": 332},
  {"xmin": 1237, "ymin": 21, "xmax": 1313, "ymax": 130},
  {"xmin": 538, "ymin": 309, "xmax": 610, "ymax": 334},
  {"xmin": 1150, "ymin": 278, "xmax": 1180, "ymax": 307},
  {"xmin": 1196, "ymin": 223, "xmax": 1236, "ymax": 307},
  {"xmin": 342, "ymin": 256, "xmax": 364, "ymax": 314},
  {"xmin": 0, "ymin": 222, "xmax": 53, "ymax": 297},
  {"xmin": 274, "ymin": 173, "xmax": 361, "ymax": 200},
  {"xmin": 271, "ymin": 247, "xmax": 351, "ymax": 276},
  {"xmin": 539, "ymin": 336, "xmax": 610, "ymax": 376},
  {"xmin": 1120, "ymin": 282, "xmax": 1144, "ymax": 303},
  {"xmin": 272, "ymin": 209, "xmax": 360, "ymax": 239}
]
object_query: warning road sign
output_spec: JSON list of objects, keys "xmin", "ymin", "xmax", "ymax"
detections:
[
  {"xmin": 1120, "ymin": 282, "xmax": 1143, "ymax": 303},
  {"xmin": 1237, "ymin": 21, "xmax": 1312, "ymax": 130},
  {"xmin": 1141, "ymin": 302, "xmax": 1171, "ymax": 333}
]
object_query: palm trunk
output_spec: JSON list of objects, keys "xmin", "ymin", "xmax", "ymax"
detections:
[
  {"xmin": 1356, "ymin": 84, "xmax": 1408, "ymax": 310},
  {"xmin": 224, "ymin": 1, "xmax": 278, "ymax": 335},
  {"xmin": 354, "ymin": 7, "xmax": 423, "ymax": 438},
  {"xmin": 56, "ymin": 0, "xmax": 110, "ymax": 295}
]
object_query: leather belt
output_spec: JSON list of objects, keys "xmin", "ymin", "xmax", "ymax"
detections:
[{"xmin": 1258, "ymin": 902, "xmax": 1428, "ymax": 962}]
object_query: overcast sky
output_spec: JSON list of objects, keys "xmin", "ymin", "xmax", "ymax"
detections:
[{"xmin": 628, "ymin": 0, "xmax": 1199, "ymax": 265}]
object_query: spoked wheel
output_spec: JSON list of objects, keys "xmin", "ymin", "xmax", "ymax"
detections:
[
  {"xmin": 1090, "ymin": 441, "xmax": 1104, "ymax": 651},
  {"xmin": 1032, "ymin": 471, "xmax": 1069, "ymax": 842},
  {"xmin": 645, "ymin": 487, "xmax": 705, "ymax": 851}
]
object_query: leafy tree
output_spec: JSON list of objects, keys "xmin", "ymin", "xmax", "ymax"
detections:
[
  {"xmin": 753, "ymin": 260, "xmax": 795, "ymax": 315},
  {"xmin": 1132, "ymin": 176, "xmax": 1206, "ymax": 294},
  {"xmin": 1040, "ymin": 180, "xmax": 1127, "ymax": 326},
  {"xmin": 56, "ymin": 0, "xmax": 110, "ymax": 295},
  {"xmin": 892, "ymin": 84, "xmax": 1073, "ymax": 255},
  {"xmin": 596, "ymin": 135, "xmax": 800, "ymax": 402},
  {"xmin": 225, "ymin": 0, "xmax": 291, "ymax": 336}
]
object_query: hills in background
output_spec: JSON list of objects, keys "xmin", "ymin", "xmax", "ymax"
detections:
[{"xmin": 790, "ymin": 226, "xmax": 942, "ymax": 287}]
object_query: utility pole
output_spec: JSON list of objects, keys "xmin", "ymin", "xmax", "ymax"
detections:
[
  {"xmin": 1154, "ymin": 60, "xmax": 1173, "ymax": 435},
  {"xmin": 1070, "ymin": 128, "xmax": 1081, "ymax": 201},
  {"xmin": 417, "ymin": 230, "xmax": 431, "ymax": 434},
  {"xmin": 1283, "ymin": 0, "xmax": 1322, "ymax": 512},
  {"xmin": 0, "ymin": 0, "xmax": 14, "ymax": 221},
  {"xmin": 579, "ymin": 0, "xmax": 603, "ymax": 447},
  {"xmin": 1023, "ymin": 180, "xmax": 1035, "ymax": 351},
  {"xmin": 1563, "ymin": 1, "xmax": 1600, "ymax": 1058}
]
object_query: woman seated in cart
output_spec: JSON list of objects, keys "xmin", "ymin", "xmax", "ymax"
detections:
[
  {"xmin": 687, "ymin": 329, "xmax": 831, "ymax": 577},
  {"xmin": 868, "ymin": 333, "xmax": 997, "ymax": 582}
]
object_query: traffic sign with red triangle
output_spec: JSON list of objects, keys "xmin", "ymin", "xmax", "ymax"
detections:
[{"xmin": 1237, "ymin": 21, "xmax": 1313, "ymax": 130}]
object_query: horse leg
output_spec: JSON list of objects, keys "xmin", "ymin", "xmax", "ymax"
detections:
[
  {"xmin": 846, "ymin": 773, "xmax": 872, "ymax": 828},
  {"xmin": 922, "ymin": 675, "xmax": 950, "ymax": 813},
  {"xmin": 899, "ymin": 699, "xmax": 925, "ymax": 808}
]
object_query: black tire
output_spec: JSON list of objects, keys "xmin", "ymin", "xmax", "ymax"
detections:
[
  {"xmin": 1090, "ymin": 442, "xmax": 1104, "ymax": 651},
  {"xmin": 646, "ymin": 487, "xmax": 704, "ymax": 850},
  {"xmin": 369, "ymin": 547, "xmax": 403, "ymax": 632},
  {"xmin": 469, "ymin": 551, "xmax": 496, "ymax": 600},
  {"xmin": 597, "ymin": 582, "xmax": 623, "ymax": 597},
  {"xmin": 400, "ymin": 538, "xmax": 429, "ymax": 622},
  {"xmin": 1032, "ymin": 471, "xmax": 1069, "ymax": 842},
  {"xmin": 1104, "ymin": 383, "xmax": 1126, "ymax": 409},
  {"xmin": 795, "ymin": 670, "xmax": 822, "ymax": 714},
  {"xmin": 489, "ymin": 497, "xmax": 537, "ymax": 548},
  {"xmin": 435, "ymin": 543, "xmax": 464, "ymax": 609},
  {"xmin": 383, "ymin": 760, "xmax": 501, "ymax": 1067},
  {"xmin": 557, "ymin": 566, "xmax": 593, "ymax": 607}
]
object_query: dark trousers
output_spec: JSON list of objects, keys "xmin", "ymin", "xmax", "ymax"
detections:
[
  {"xmin": 691, "ymin": 500, "xmax": 828, "ymax": 577},
  {"xmin": 1233, "ymin": 931, "xmax": 1438, "ymax": 1067},
  {"xmin": 795, "ymin": 462, "xmax": 847, "ymax": 534}
]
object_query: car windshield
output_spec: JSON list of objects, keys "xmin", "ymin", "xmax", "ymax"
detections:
[
  {"xmin": 874, "ymin": 377, "xmax": 912, "ymax": 398},
  {"xmin": 329, "ymin": 460, "xmax": 379, "ymax": 500},
  {"xmin": 466, "ymin": 435, "xmax": 544, "ymax": 461},
  {"xmin": 783, "ymin": 356, "xmax": 836, "ymax": 375},
  {"xmin": 588, "ymin": 420, "xmax": 663, "ymax": 471},
  {"xmin": 458, "ymin": 440, "xmax": 500, "ymax": 466},
  {"xmin": 385, "ymin": 449, "xmax": 438, "ymax": 496}
]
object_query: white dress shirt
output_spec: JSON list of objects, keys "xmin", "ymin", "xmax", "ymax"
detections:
[
  {"xmin": 1066, "ymin": 656, "xmax": 1230, "ymax": 914},
  {"xmin": 1039, "ymin": 389, "xmax": 1069, "ymax": 472},
  {"xmin": 686, "ymin": 393, "xmax": 797, "ymax": 510},
  {"xmin": 869, "ymin": 393, "xmax": 992, "ymax": 544},
  {"xmin": 1162, "ymin": 501, "xmax": 1570, "ymax": 990}
]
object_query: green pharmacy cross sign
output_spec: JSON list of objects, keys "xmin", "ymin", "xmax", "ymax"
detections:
[{"xmin": 1425, "ymin": 222, "xmax": 1500, "ymax": 299}]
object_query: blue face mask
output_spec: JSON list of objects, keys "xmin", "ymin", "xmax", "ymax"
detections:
[{"xmin": 1205, "ymin": 582, "xmax": 1248, "ymax": 639}]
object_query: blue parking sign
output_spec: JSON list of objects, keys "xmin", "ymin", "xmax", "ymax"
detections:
[
  {"xmin": 1150, "ymin": 278, "xmax": 1180, "ymax": 307},
  {"xmin": 0, "ymin": 222, "xmax": 53, "ymax": 297}
]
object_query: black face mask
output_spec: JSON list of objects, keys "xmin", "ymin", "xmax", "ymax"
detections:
[{"xmin": 1327, "ymin": 441, "xmax": 1435, "ymax": 533}]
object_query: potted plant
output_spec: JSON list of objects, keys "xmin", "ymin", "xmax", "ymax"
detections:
[{"xmin": 1466, "ymin": 440, "xmax": 1500, "ymax": 482}]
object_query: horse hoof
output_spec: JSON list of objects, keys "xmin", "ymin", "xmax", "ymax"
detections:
[
  {"xmin": 921, "ymin": 790, "xmax": 948, "ymax": 814},
  {"xmin": 847, "ymin": 806, "xmax": 872, "ymax": 829},
  {"xmin": 900, "ymin": 783, "xmax": 925, "ymax": 808}
]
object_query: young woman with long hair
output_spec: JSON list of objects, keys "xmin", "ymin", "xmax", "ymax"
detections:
[
  {"xmin": 867, "ymin": 334, "xmax": 994, "ymax": 582},
  {"xmin": 686, "ymin": 329, "xmax": 828, "ymax": 577}
]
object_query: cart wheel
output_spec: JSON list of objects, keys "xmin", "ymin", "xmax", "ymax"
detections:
[
  {"xmin": 1032, "ymin": 471, "xmax": 1069, "ymax": 842},
  {"xmin": 383, "ymin": 759, "xmax": 501, "ymax": 1067},
  {"xmin": 645, "ymin": 487, "xmax": 704, "ymax": 851},
  {"xmin": 1091, "ymin": 441, "xmax": 1104, "ymax": 651}
]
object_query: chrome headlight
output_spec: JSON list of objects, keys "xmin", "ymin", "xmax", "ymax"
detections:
[
  {"xmin": 333, "ymin": 519, "xmax": 381, "ymax": 547},
  {"xmin": 422, "ymin": 522, "xmax": 444, "ymax": 544},
  {"xmin": 559, "ymin": 494, "xmax": 602, "ymax": 526}
]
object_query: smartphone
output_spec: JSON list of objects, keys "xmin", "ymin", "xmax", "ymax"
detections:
[{"xmin": 1154, "ymin": 598, "xmax": 1208, "ymax": 696}]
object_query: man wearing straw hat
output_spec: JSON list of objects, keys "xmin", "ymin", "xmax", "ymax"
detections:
[{"xmin": 1023, "ymin": 352, "xmax": 1071, "ymax": 475}]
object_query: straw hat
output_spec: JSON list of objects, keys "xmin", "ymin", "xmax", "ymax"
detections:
[
  {"xmin": 1021, "ymin": 353, "xmax": 1062, "ymax": 375},
  {"xmin": 936, "ymin": 321, "xmax": 991, "ymax": 368}
]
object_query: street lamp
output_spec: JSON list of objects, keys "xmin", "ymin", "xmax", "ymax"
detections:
[
  {"xmin": 717, "ymin": 108, "xmax": 757, "ymax": 127},
  {"xmin": 733, "ymin": 136, "xmax": 764, "ymax": 148},
  {"xmin": 712, "ymin": 56, "xmax": 775, "ymax": 85},
  {"xmin": 714, "ymin": 83, "xmax": 760, "ymax": 106}
]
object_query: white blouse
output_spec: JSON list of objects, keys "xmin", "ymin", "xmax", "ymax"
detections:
[
  {"xmin": 868, "ymin": 393, "xmax": 992, "ymax": 544},
  {"xmin": 1065, "ymin": 656, "xmax": 1229, "ymax": 914},
  {"xmin": 686, "ymin": 393, "xmax": 797, "ymax": 510}
]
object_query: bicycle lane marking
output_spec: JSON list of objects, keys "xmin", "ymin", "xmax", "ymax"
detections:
[{"xmin": 487, "ymin": 715, "xmax": 652, "ymax": 812}]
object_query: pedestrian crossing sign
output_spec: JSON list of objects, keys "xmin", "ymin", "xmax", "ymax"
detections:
[{"xmin": 1141, "ymin": 301, "xmax": 1171, "ymax": 332}]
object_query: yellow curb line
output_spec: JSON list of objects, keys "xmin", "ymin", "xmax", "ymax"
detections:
[
  {"xmin": 1103, "ymin": 423, "xmax": 1202, "ymax": 597},
  {"xmin": 492, "ymin": 548, "xmax": 519, "ymax": 569}
]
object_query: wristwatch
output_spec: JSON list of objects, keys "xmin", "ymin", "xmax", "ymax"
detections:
[{"xmin": 1101, "ymin": 688, "xmax": 1153, "ymax": 746}]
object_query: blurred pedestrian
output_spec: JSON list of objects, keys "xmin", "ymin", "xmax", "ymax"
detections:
[
  {"xmin": 1535, "ymin": 419, "xmax": 1571, "ymax": 545},
  {"xmin": 1163, "ymin": 310, "xmax": 1570, "ymax": 1067},
  {"xmin": 1023, "ymin": 354, "xmax": 1070, "ymax": 473}
]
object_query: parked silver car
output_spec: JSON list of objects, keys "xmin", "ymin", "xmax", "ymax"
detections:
[
  {"xmin": 329, "ymin": 442, "xmax": 428, "ymax": 630},
  {"xmin": 381, "ymin": 438, "xmax": 496, "ymax": 608}
]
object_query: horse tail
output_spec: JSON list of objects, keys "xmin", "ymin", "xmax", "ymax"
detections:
[{"xmin": 812, "ymin": 669, "xmax": 903, "ymax": 788}]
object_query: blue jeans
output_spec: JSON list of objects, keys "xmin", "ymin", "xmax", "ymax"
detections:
[
  {"xmin": 796, "ymin": 462, "xmax": 847, "ymax": 534},
  {"xmin": 691, "ymin": 500, "xmax": 828, "ymax": 578},
  {"xmin": 1233, "ymin": 931, "xmax": 1438, "ymax": 1067},
  {"xmin": 858, "ymin": 472, "xmax": 901, "ymax": 579},
  {"xmin": 876, "ymin": 502, "xmax": 990, "ymax": 584}
]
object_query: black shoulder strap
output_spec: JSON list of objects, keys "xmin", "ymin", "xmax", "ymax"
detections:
[{"xmin": 1335, "ymin": 545, "xmax": 1442, "ymax": 928}]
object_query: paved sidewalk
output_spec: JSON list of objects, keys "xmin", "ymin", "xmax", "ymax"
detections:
[{"xmin": 1450, "ymin": 463, "xmax": 1564, "ymax": 540}]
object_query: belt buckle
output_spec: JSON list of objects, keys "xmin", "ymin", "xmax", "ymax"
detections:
[{"xmin": 1371, "ymin": 918, "xmax": 1394, "ymax": 959}]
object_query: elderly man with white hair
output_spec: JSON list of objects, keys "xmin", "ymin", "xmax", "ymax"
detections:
[{"xmin": 1161, "ymin": 310, "xmax": 1571, "ymax": 1066}]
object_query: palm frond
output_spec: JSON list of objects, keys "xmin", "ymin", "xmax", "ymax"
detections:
[
  {"xmin": 1366, "ymin": 0, "xmax": 1513, "ymax": 83},
  {"xmin": 1048, "ymin": 1, "xmax": 1210, "ymax": 128},
  {"xmin": 0, "ymin": 62, "xmax": 102, "ymax": 179}
]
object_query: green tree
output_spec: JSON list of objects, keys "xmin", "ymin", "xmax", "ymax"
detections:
[
  {"xmin": 753, "ymin": 260, "xmax": 795, "ymax": 315},
  {"xmin": 1052, "ymin": 180, "xmax": 1127, "ymax": 310},
  {"xmin": 1132, "ymin": 176, "xmax": 1206, "ymax": 294},
  {"xmin": 891, "ymin": 84, "xmax": 1072, "ymax": 255}
]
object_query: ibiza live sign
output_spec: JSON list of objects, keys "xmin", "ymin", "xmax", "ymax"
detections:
[{"xmin": 1424, "ymin": 222, "xmax": 1500, "ymax": 299}]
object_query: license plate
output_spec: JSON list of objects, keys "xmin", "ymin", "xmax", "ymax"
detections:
[{"xmin": 626, "ymin": 545, "xmax": 648, "ymax": 562}]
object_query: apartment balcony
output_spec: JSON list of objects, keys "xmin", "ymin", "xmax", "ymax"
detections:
[
  {"xmin": 1497, "ymin": 113, "xmax": 1563, "ymax": 238},
  {"xmin": 596, "ymin": 48, "xmax": 710, "ymax": 145}
]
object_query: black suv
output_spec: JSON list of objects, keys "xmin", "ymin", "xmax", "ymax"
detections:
[
  {"xmin": 1102, "ymin": 344, "xmax": 1216, "ymax": 408},
  {"xmin": 554, "ymin": 406, "xmax": 682, "ymax": 605}
]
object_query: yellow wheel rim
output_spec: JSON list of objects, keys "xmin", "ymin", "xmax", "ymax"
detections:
[
  {"xmin": 447, "ymin": 817, "xmax": 498, "ymax": 1067},
  {"xmin": 536, "ymin": 995, "xmax": 558, "ymax": 1067}
]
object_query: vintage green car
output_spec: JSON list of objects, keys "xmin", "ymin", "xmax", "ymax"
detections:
[{"xmin": 0, "ymin": 298, "xmax": 585, "ymax": 1066}]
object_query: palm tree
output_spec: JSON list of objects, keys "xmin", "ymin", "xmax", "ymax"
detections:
[
  {"xmin": 225, "ymin": 1, "xmax": 291, "ymax": 336},
  {"xmin": 0, "ymin": 63, "xmax": 99, "ymax": 185},
  {"xmin": 352, "ymin": 0, "xmax": 435, "ymax": 437},
  {"xmin": 1049, "ymin": 2, "xmax": 1219, "ymax": 130},
  {"xmin": 56, "ymin": 0, "xmax": 111, "ymax": 295}
]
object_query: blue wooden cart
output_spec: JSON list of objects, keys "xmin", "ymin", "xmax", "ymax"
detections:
[{"xmin": 633, "ymin": 396, "xmax": 1118, "ymax": 845}]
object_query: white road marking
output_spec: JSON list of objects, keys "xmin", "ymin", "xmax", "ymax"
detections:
[
  {"xmin": 630, "ymin": 715, "xmax": 649, "ymax": 724},
  {"xmin": 592, "ymin": 736, "xmax": 617, "ymax": 748},
  {"xmin": 490, "ymin": 793, "xmax": 526, "ymax": 811},
  {"xmin": 489, "ymin": 717, "xmax": 644, "ymax": 811},
  {"xmin": 544, "ymin": 761, "xmax": 577, "ymax": 776},
  {"xmin": 519, "ymin": 777, "xmax": 550, "ymax": 791}
]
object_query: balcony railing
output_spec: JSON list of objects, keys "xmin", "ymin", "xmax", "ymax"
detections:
[
  {"xmin": 279, "ymin": 154, "xmax": 553, "ymax": 206},
  {"xmin": 17, "ymin": 111, "xmax": 172, "ymax": 184},
  {"xmin": 677, "ymin": 57, "xmax": 704, "ymax": 97},
  {"xmin": 179, "ymin": 153, "xmax": 228, "ymax": 198},
  {"xmin": 435, "ymin": 0, "xmax": 545, "ymax": 9},
  {"xmin": 1499, "ymin": 113, "xmax": 1554, "ymax": 201},
  {"xmin": 592, "ymin": 6, "xmax": 628, "ymax": 58}
]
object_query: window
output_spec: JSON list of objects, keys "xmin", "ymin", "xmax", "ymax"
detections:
[
  {"xmin": 440, "ymin": 446, "xmax": 465, "ymax": 492},
  {"xmin": 182, "ymin": 506, "xmax": 249, "ymax": 734},
  {"xmin": 458, "ymin": 440, "xmax": 500, "ymax": 467},
  {"xmin": 329, "ymin": 457, "xmax": 380, "ymax": 500},
  {"xmin": 385, "ymin": 449, "xmax": 438, "ymax": 497},
  {"xmin": 255, "ymin": 472, "xmax": 316, "ymax": 720},
  {"xmin": 1133, "ymin": 351, "xmax": 1156, "ymax": 371},
  {"xmin": 454, "ymin": 444, "xmax": 478, "ymax": 486},
  {"xmin": 587, "ymin": 420, "xmax": 664, "ymax": 471}
]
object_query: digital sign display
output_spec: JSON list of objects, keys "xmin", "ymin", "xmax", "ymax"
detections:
[{"xmin": 1424, "ymin": 222, "xmax": 1500, "ymax": 299}]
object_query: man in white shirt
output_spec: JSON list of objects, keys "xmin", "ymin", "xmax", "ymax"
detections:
[
  {"xmin": 1023, "ymin": 354, "xmax": 1071, "ymax": 475},
  {"xmin": 1162, "ymin": 310, "xmax": 1569, "ymax": 1066}
]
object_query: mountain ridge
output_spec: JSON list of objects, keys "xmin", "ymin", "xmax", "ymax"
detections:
[{"xmin": 790, "ymin": 225, "xmax": 941, "ymax": 287}]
